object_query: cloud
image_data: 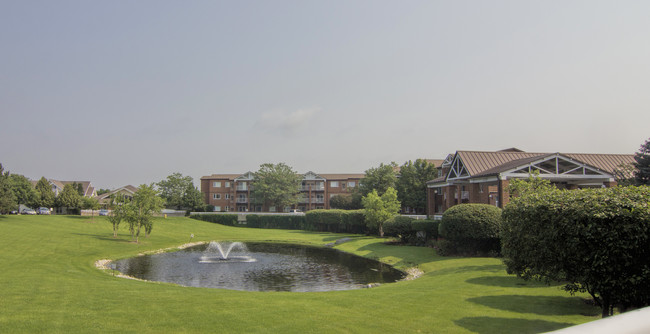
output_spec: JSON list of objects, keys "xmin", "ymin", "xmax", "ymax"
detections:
[{"xmin": 256, "ymin": 107, "xmax": 321, "ymax": 136}]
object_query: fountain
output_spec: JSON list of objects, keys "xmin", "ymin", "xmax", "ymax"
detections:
[{"xmin": 199, "ymin": 241, "xmax": 256, "ymax": 263}]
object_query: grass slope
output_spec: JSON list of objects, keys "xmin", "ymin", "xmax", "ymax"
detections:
[{"xmin": 0, "ymin": 215, "xmax": 598, "ymax": 333}]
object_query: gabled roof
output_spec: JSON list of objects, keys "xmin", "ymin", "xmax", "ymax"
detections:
[
  {"xmin": 96, "ymin": 185, "xmax": 138, "ymax": 201},
  {"xmin": 429, "ymin": 149, "xmax": 635, "ymax": 185}
]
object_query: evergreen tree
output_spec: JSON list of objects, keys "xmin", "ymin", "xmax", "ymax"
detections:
[
  {"xmin": 633, "ymin": 137, "xmax": 650, "ymax": 185},
  {"xmin": 35, "ymin": 177, "xmax": 55, "ymax": 208},
  {"xmin": 56, "ymin": 184, "xmax": 81, "ymax": 212}
]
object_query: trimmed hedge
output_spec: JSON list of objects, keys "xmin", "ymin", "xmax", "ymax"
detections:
[
  {"xmin": 190, "ymin": 210, "xmax": 366, "ymax": 234},
  {"xmin": 502, "ymin": 186, "xmax": 650, "ymax": 317},
  {"xmin": 438, "ymin": 204, "xmax": 502, "ymax": 256},
  {"xmin": 190, "ymin": 214, "xmax": 238, "ymax": 226},
  {"xmin": 245, "ymin": 214, "xmax": 304, "ymax": 229},
  {"xmin": 304, "ymin": 209, "xmax": 366, "ymax": 234},
  {"xmin": 384, "ymin": 216, "xmax": 439, "ymax": 245}
]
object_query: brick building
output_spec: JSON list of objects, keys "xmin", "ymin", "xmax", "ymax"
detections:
[
  {"xmin": 426, "ymin": 148, "xmax": 635, "ymax": 218},
  {"xmin": 200, "ymin": 172, "xmax": 364, "ymax": 212}
]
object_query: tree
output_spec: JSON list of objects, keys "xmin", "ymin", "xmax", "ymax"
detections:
[
  {"xmin": 502, "ymin": 185, "xmax": 650, "ymax": 318},
  {"xmin": 0, "ymin": 163, "xmax": 17, "ymax": 214},
  {"xmin": 9, "ymin": 174, "xmax": 39, "ymax": 209},
  {"xmin": 251, "ymin": 163, "xmax": 302, "ymax": 211},
  {"xmin": 633, "ymin": 137, "xmax": 650, "ymax": 185},
  {"xmin": 80, "ymin": 196, "xmax": 100, "ymax": 221},
  {"xmin": 329, "ymin": 192, "xmax": 363, "ymax": 210},
  {"xmin": 96, "ymin": 188, "xmax": 111, "ymax": 196},
  {"xmin": 107, "ymin": 194, "xmax": 129, "ymax": 238},
  {"xmin": 56, "ymin": 184, "xmax": 81, "ymax": 213},
  {"xmin": 396, "ymin": 159, "xmax": 438, "ymax": 214},
  {"xmin": 35, "ymin": 177, "xmax": 55, "ymax": 208},
  {"xmin": 362, "ymin": 187, "xmax": 400, "ymax": 237},
  {"xmin": 157, "ymin": 173, "xmax": 202, "ymax": 210},
  {"xmin": 125, "ymin": 184, "xmax": 164, "ymax": 242},
  {"xmin": 183, "ymin": 183, "xmax": 205, "ymax": 212},
  {"xmin": 359, "ymin": 162, "xmax": 398, "ymax": 197}
]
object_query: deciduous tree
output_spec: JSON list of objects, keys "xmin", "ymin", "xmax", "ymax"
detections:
[
  {"xmin": 125, "ymin": 184, "xmax": 164, "ymax": 242},
  {"xmin": 362, "ymin": 187, "xmax": 400, "ymax": 237},
  {"xmin": 396, "ymin": 159, "xmax": 438, "ymax": 214},
  {"xmin": 0, "ymin": 163, "xmax": 17, "ymax": 214},
  {"xmin": 359, "ymin": 162, "xmax": 398, "ymax": 197},
  {"xmin": 157, "ymin": 173, "xmax": 202, "ymax": 210},
  {"xmin": 9, "ymin": 174, "xmax": 39, "ymax": 209},
  {"xmin": 251, "ymin": 163, "xmax": 301, "ymax": 211}
]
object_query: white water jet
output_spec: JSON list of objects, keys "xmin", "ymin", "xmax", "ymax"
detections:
[{"xmin": 199, "ymin": 241, "xmax": 256, "ymax": 263}]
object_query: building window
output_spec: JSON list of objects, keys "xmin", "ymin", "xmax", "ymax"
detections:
[
  {"xmin": 213, "ymin": 194, "xmax": 222, "ymax": 200},
  {"xmin": 269, "ymin": 206, "xmax": 276, "ymax": 212},
  {"xmin": 225, "ymin": 194, "xmax": 231, "ymax": 200},
  {"xmin": 479, "ymin": 184, "xmax": 484, "ymax": 193},
  {"xmin": 225, "ymin": 182, "xmax": 231, "ymax": 188},
  {"xmin": 213, "ymin": 181, "xmax": 221, "ymax": 188},
  {"xmin": 224, "ymin": 206, "xmax": 230, "ymax": 212},
  {"xmin": 348, "ymin": 181, "xmax": 356, "ymax": 187},
  {"xmin": 214, "ymin": 206, "xmax": 221, "ymax": 212},
  {"xmin": 330, "ymin": 181, "xmax": 339, "ymax": 187}
]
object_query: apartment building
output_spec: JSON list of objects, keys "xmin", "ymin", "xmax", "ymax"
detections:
[
  {"xmin": 426, "ymin": 148, "xmax": 635, "ymax": 218},
  {"xmin": 200, "ymin": 172, "xmax": 364, "ymax": 212}
]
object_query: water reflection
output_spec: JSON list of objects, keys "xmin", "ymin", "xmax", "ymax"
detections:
[{"xmin": 113, "ymin": 242, "xmax": 405, "ymax": 292}]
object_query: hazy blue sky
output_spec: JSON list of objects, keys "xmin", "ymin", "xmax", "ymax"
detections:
[{"xmin": 2, "ymin": 1, "xmax": 649, "ymax": 189}]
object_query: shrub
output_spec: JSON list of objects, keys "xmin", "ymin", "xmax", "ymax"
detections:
[
  {"xmin": 304, "ymin": 209, "xmax": 367, "ymax": 234},
  {"xmin": 189, "ymin": 214, "xmax": 238, "ymax": 226},
  {"xmin": 502, "ymin": 186, "xmax": 650, "ymax": 317},
  {"xmin": 438, "ymin": 204, "xmax": 502, "ymax": 255},
  {"xmin": 384, "ymin": 217, "xmax": 439, "ymax": 246},
  {"xmin": 245, "ymin": 214, "xmax": 304, "ymax": 229}
]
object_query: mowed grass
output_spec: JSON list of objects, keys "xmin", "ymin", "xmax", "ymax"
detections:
[{"xmin": 0, "ymin": 215, "xmax": 599, "ymax": 333}]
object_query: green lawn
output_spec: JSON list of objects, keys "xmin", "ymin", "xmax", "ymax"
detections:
[{"xmin": 0, "ymin": 215, "xmax": 598, "ymax": 333}]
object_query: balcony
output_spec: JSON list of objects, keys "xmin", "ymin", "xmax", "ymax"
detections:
[
  {"xmin": 300, "ymin": 185, "xmax": 325, "ymax": 191},
  {"xmin": 236, "ymin": 198, "xmax": 248, "ymax": 203},
  {"xmin": 236, "ymin": 185, "xmax": 248, "ymax": 191}
]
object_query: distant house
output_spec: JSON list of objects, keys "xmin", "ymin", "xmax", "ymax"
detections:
[
  {"xmin": 95, "ymin": 185, "xmax": 138, "ymax": 206},
  {"xmin": 426, "ymin": 148, "xmax": 635, "ymax": 218},
  {"xmin": 31, "ymin": 179, "xmax": 97, "ymax": 198}
]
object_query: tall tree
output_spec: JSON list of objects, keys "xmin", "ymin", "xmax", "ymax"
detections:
[
  {"xmin": 362, "ymin": 187, "xmax": 400, "ymax": 237},
  {"xmin": 35, "ymin": 177, "xmax": 55, "ymax": 208},
  {"xmin": 396, "ymin": 159, "xmax": 438, "ymax": 214},
  {"xmin": 633, "ymin": 137, "xmax": 650, "ymax": 185},
  {"xmin": 251, "ymin": 163, "xmax": 301, "ymax": 211},
  {"xmin": 56, "ymin": 184, "xmax": 81, "ymax": 212},
  {"xmin": 9, "ymin": 174, "xmax": 39, "ymax": 209},
  {"xmin": 125, "ymin": 184, "xmax": 164, "ymax": 242},
  {"xmin": 157, "ymin": 172, "xmax": 197, "ymax": 210},
  {"xmin": 183, "ymin": 183, "xmax": 205, "ymax": 212},
  {"xmin": 359, "ymin": 162, "xmax": 398, "ymax": 197},
  {"xmin": 0, "ymin": 163, "xmax": 17, "ymax": 214}
]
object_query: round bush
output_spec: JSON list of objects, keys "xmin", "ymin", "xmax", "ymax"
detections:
[{"xmin": 438, "ymin": 204, "xmax": 502, "ymax": 255}]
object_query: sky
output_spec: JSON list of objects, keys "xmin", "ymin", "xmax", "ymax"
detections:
[{"xmin": 1, "ymin": 1, "xmax": 649, "ymax": 190}]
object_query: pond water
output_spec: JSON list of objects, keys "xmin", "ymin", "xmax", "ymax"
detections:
[{"xmin": 113, "ymin": 242, "xmax": 406, "ymax": 292}]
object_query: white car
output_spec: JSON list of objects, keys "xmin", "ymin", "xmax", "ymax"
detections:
[
  {"xmin": 21, "ymin": 208, "xmax": 37, "ymax": 215},
  {"xmin": 37, "ymin": 207, "xmax": 51, "ymax": 215}
]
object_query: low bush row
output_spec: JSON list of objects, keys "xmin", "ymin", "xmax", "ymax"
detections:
[{"xmin": 383, "ymin": 216, "xmax": 439, "ymax": 246}]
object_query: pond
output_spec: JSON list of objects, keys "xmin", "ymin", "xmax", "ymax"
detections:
[{"xmin": 113, "ymin": 241, "xmax": 406, "ymax": 292}]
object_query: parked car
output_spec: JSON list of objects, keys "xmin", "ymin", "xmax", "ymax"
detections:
[
  {"xmin": 99, "ymin": 209, "xmax": 109, "ymax": 216},
  {"xmin": 37, "ymin": 207, "xmax": 51, "ymax": 215},
  {"xmin": 21, "ymin": 208, "xmax": 37, "ymax": 215},
  {"xmin": 289, "ymin": 209, "xmax": 302, "ymax": 214}
]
